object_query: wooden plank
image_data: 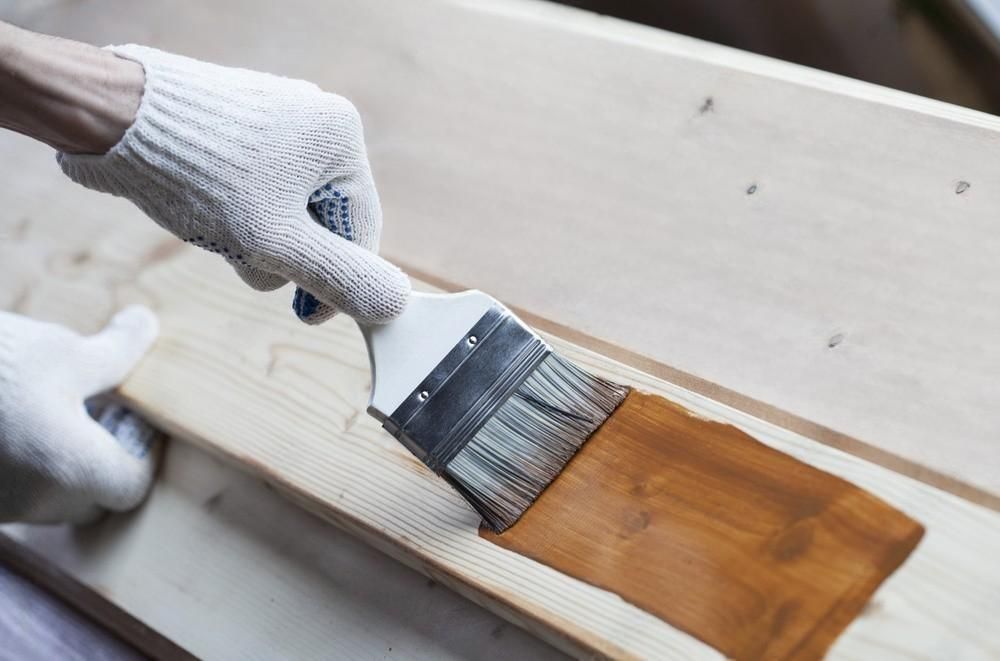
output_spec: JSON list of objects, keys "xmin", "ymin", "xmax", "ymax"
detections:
[
  {"xmin": 0, "ymin": 543, "xmax": 152, "ymax": 661},
  {"xmin": 2, "ymin": 441, "xmax": 566, "ymax": 661},
  {"xmin": 74, "ymin": 248, "xmax": 994, "ymax": 659},
  {"xmin": 6, "ymin": 0, "xmax": 1000, "ymax": 509}
]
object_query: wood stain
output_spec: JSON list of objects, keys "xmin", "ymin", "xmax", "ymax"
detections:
[{"xmin": 482, "ymin": 391, "xmax": 924, "ymax": 660}]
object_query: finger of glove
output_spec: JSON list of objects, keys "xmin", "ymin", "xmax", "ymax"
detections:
[
  {"xmin": 291, "ymin": 178, "xmax": 371, "ymax": 324},
  {"xmin": 73, "ymin": 305, "xmax": 159, "ymax": 397},
  {"xmin": 232, "ymin": 262, "xmax": 289, "ymax": 292},
  {"xmin": 13, "ymin": 409, "xmax": 159, "ymax": 523},
  {"xmin": 69, "ymin": 411, "xmax": 158, "ymax": 513},
  {"xmin": 262, "ymin": 218, "xmax": 410, "ymax": 325}
]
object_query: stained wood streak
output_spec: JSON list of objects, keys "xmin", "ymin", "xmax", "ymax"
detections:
[{"xmin": 484, "ymin": 392, "xmax": 924, "ymax": 660}]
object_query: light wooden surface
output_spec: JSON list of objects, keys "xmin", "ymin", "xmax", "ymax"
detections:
[
  {"xmin": 7, "ymin": 0, "xmax": 1000, "ymax": 510},
  {"xmin": 0, "ymin": 121, "xmax": 571, "ymax": 660},
  {"xmin": 0, "ymin": 556, "xmax": 144, "ymax": 661},
  {"xmin": 8, "ymin": 104, "xmax": 997, "ymax": 653},
  {"xmin": 3, "ymin": 442, "xmax": 564, "ymax": 661},
  {"xmin": 85, "ymin": 250, "xmax": 996, "ymax": 659},
  {"xmin": 1, "ymin": 0, "xmax": 999, "ymax": 657}
]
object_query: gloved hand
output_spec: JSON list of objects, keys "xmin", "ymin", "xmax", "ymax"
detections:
[
  {"xmin": 0, "ymin": 306, "xmax": 160, "ymax": 524},
  {"xmin": 57, "ymin": 45, "xmax": 410, "ymax": 325}
]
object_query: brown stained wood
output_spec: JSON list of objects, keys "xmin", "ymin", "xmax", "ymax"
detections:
[{"xmin": 483, "ymin": 391, "xmax": 925, "ymax": 660}]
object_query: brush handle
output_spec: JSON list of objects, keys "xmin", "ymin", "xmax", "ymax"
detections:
[{"xmin": 359, "ymin": 290, "xmax": 495, "ymax": 423}]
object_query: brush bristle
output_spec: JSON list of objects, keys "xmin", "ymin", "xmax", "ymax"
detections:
[{"xmin": 445, "ymin": 352, "xmax": 628, "ymax": 532}]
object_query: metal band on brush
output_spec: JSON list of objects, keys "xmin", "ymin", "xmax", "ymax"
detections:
[{"xmin": 383, "ymin": 305, "xmax": 550, "ymax": 474}]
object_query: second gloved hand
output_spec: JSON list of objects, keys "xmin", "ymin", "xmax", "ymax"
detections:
[
  {"xmin": 0, "ymin": 307, "xmax": 160, "ymax": 524},
  {"xmin": 57, "ymin": 45, "xmax": 410, "ymax": 325}
]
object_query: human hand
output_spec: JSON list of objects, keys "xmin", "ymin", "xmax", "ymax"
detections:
[
  {"xmin": 0, "ymin": 306, "xmax": 160, "ymax": 524},
  {"xmin": 57, "ymin": 45, "xmax": 410, "ymax": 325}
]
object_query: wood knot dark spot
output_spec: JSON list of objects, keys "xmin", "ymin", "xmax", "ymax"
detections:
[
  {"xmin": 622, "ymin": 510, "xmax": 651, "ymax": 536},
  {"xmin": 629, "ymin": 475, "xmax": 666, "ymax": 498},
  {"xmin": 71, "ymin": 251, "xmax": 91, "ymax": 265},
  {"xmin": 746, "ymin": 183, "xmax": 758, "ymax": 195},
  {"xmin": 827, "ymin": 332, "xmax": 845, "ymax": 349},
  {"xmin": 202, "ymin": 491, "xmax": 225, "ymax": 510},
  {"xmin": 699, "ymin": 96, "xmax": 714, "ymax": 114},
  {"xmin": 770, "ymin": 519, "xmax": 815, "ymax": 562},
  {"xmin": 956, "ymin": 181, "xmax": 971, "ymax": 194}
]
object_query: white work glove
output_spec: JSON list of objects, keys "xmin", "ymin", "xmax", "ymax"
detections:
[
  {"xmin": 0, "ymin": 306, "xmax": 160, "ymax": 524},
  {"xmin": 57, "ymin": 45, "xmax": 410, "ymax": 325}
]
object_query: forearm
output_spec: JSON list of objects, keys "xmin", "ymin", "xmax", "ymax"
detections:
[{"xmin": 0, "ymin": 22, "xmax": 142, "ymax": 153}]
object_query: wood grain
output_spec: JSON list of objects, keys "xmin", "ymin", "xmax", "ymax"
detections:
[
  {"xmin": 90, "ymin": 249, "xmax": 999, "ymax": 659},
  {"xmin": 1, "ymin": 149, "xmax": 1000, "ymax": 654},
  {"xmin": 6, "ymin": 0, "xmax": 1000, "ymax": 503},
  {"xmin": 0, "ymin": 543, "xmax": 152, "ymax": 661},
  {"xmin": 484, "ymin": 392, "xmax": 923, "ymax": 660},
  {"xmin": 0, "ymin": 0, "xmax": 999, "ymax": 656},
  {"xmin": 1, "ymin": 442, "xmax": 566, "ymax": 661},
  {"xmin": 8, "ymin": 0, "xmax": 1000, "ymax": 509}
]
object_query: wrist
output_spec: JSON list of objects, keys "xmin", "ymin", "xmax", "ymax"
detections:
[
  {"xmin": 0, "ymin": 25, "xmax": 144, "ymax": 153},
  {"xmin": 68, "ymin": 51, "xmax": 145, "ymax": 154}
]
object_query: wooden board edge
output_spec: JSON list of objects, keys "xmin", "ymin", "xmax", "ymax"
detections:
[
  {"xmin": 102, "ymin": 254, "xmax": 1000, "ymax": 658},
  {"xmin": 481, "ymin": 0, "xmax": 1000, "ymax": 131},
  {"xmin": 113, "ymin": 397, "xmax": 627, "ymax": 660},
  {"xmin": 0, "ymin": 533, "xmax": 196, "ymax": 661}
]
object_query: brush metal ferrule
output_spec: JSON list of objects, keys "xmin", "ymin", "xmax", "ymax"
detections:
[{"xmin": 382, "ymin": 304, "xmax": 550, "ymax": 474}]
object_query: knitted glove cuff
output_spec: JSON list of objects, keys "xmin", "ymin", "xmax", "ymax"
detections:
[
  {"xmin": 56, "ymin": 44, "xmax": 330, "ymax": 236},
  {"xmin": 54, "ymin": 45, "xmax": 410, "ymax": 325}
]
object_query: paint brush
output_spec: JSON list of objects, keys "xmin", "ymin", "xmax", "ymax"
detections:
[
  {"xmin": 360, "ymin": 290, "xmax": 628, "ymax": 532},
  {"xmin": 303, "ymin": 192, "xmax": 626, "ymax": 531}
]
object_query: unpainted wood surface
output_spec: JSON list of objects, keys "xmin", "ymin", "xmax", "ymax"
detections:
[
  {"xmin": 7, "ymin": 0, "xmax": 1000, "ymax": 510},
  {"xmin": 1, "ymin": 123, "xmax": 999, "ymax": 656},
  {"xmin": 2, "ymin": 441, "xmax": 566, "ymax": 661},
  {"xmin": 0, "ymin": 556, "xmax": 145, "ymax": 661},
  {"xmin": 56, "ymin": 247, "xmax": 995, "ymax": 659}
]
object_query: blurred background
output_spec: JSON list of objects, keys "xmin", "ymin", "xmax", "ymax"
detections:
[{"xmin": 560, "ymin": 0, "xmax": 1000, "ymax": 113}]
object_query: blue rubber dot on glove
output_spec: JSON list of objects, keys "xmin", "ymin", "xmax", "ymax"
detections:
[
  {"xmin": 293, "ymin": 287, "xmax": 321, "ymax": 319},
  {"xmin": 295, "ymin": 183, "xmax": 351, "ymax": 322}
]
